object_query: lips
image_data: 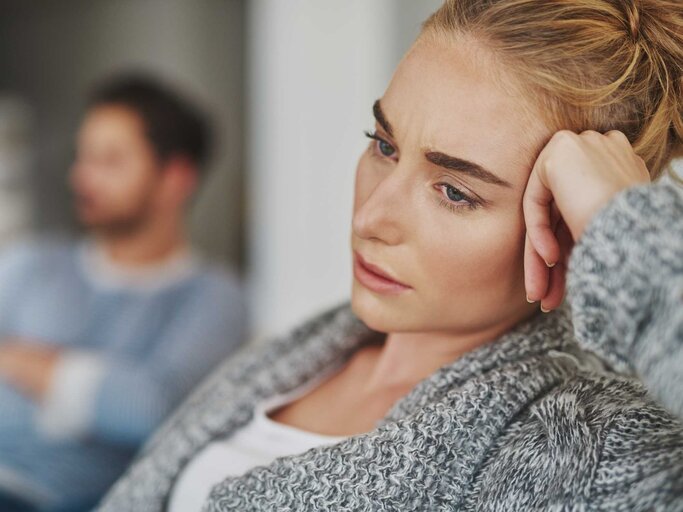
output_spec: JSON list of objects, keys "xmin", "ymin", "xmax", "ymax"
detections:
[{"xmin": 353, "ymin": 250, "xmax": 411, "ymax": 295}]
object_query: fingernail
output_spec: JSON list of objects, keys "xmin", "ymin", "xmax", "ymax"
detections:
[
  {"xmin": 540, "ymin": 304, "xmax": 551, "ymax": 313},
  {"xmin": 526, "ymin": 295, "xmax": 536, "ymax": 303},
  {"xmin": 545, "ymin": 260, "xmax": 556, "ymax": 268}
]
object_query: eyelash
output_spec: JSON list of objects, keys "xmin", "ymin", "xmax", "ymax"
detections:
[
  {"xmin": 437, "ymin": 190, "xmax": 480, "ymax": 212},
  {"xmin": 363, "ymin": 130, "xmax": 481, "ymax": 213},
  {"xmin": 364, "ymin": 130, "xmax": 397, "ymax": 160}
]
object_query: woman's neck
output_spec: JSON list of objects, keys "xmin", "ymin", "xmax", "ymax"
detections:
[{"xmin": 363, "ymin": 308, "xmax": 540, "ymax": 394}]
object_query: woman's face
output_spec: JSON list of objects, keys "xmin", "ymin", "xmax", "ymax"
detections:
[{"xmin": 351, "ymin": 36, "xmax": 553, "ymax": 336}]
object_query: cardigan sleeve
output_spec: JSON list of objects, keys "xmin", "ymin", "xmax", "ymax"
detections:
[{"xmin": 565, "ymin": 177, "xmax": 683, "ymax": 419}]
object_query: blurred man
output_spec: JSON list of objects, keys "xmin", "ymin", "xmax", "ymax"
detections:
[{"xmin": 0, "ymin": 76, "xmax": 246, "ymax": 512}]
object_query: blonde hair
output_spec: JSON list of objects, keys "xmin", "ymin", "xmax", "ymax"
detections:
[{"xmin": 421, "ymin": 0, "xmax": 683, "ymax": 182}]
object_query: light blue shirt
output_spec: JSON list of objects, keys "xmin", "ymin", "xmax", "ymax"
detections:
[{"xmin": 0, "ymin": 236, "xmax": 247, "ymax": 510}]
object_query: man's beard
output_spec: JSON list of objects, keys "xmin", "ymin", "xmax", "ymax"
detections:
[{"xmin": 81, "ymin": 200, "xmax": 154, "ymax": 239}]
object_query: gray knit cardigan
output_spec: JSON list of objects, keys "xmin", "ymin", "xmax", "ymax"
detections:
[{"xmin": 97, "ymin": 179, "xmax": 683, "ymax": 511}]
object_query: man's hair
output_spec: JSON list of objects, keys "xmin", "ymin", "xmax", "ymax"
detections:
[{"xmin": 87, "ymin": 74, "xmax": 211, "ymax": 172}]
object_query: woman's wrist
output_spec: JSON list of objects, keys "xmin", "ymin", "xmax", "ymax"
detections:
[{"xmin": 566, "ymin": 179, "xmax": 683, "ymax": 373}]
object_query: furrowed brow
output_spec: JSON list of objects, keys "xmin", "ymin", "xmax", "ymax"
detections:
[
  {"xmin": 373, "ymin": 99, "xmax": 394, "ymax": 138},
  {"xmin": 425, "ymin": 151, "xmax": 513, "ymax": 188}
]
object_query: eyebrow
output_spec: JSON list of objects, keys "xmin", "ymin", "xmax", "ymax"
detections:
[
  {"xmin": 425, "ymin": 152, "xmax": 513, "ymax": 188},
  {"xmin": 373, "ymin": 99, "xmax": 513, "ymax": 189},
  {"xmin": 373, "ymin": 99, "xmax": 394, "ymax": 138}
]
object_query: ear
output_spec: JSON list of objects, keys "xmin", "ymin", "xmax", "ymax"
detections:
[{"xmin": 162, "ymin": 155, "xmax": 199, "ymax": 203}]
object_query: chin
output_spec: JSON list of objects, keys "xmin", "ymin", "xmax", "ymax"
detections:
[{"xmin": 351, "ymin": 284, "xmax": 415, "ymax": 333}]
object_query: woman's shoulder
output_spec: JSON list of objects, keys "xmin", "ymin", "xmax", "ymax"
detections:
[
  {"xmin": 468, "ymin": 368, "xmax": 683, "ymax": 510},
  {"xmin": 533, "ymin": 367, "xmax": 682, "ymax": 438}
]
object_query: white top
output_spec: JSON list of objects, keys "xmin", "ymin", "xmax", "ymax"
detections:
[{"xmin": 167, "ymin": 363, "xmax": 349, "ymax": 512}]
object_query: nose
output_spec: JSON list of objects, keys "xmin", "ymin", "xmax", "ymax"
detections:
[{"xmin": 352, "ymin": 167, "xmax": 409, "ymax": 246}]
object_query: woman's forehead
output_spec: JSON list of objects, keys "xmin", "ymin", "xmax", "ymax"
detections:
[{"xmin": 381, "ymin": 39, "xmax": 548, "ymax": 180}]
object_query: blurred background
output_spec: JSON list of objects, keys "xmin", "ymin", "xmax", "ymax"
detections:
[
  {"xmin": 3, "ymin": 3, "xmax": 683, "ymax": 510},
  {"xmin": 0, "ymin": 0, "xmax": 444, "ymax": 344},
  {"xmin": 1, "ymin": 0, "xmax": 681, "ymax": 345}
]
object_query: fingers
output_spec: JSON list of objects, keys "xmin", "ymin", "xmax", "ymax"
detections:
[
  {"xmin": 541, "ymin": 260, "xmax": 566, "ymax": 311},
  {"xmin": 603, "ymin": 130, "xmax": 651, "ymax": 182},
  {"xmin": 524, "ymin": 232, "xmax": 550, "ymax": 302},
  {"xmin": 556, "ymin": 217, "xmax": 575, "ymax": 268},
  {"xmin": 523, "ymin": 156, "xmax": 560, "ymax": 304},
  {"xmin": 524, "ymin": 210, "xmax": 576, "ymax": 310},
  {"xmin": 524, "ymin": 127, "xmax": 648, "ymax": 312},
  {"xmin": 604, "ymin": 129, "xmax": 630, "ymax": 145},
  {"xmin": 523, "ymin": 161, "xmax": 561, "ymax": 267},
  {"xmin": 537, "ymin": 218, "xmax": 574, "ymax": 311},
  {"xmin": 549, "ymin": 200, "xmax": 562, "ymax": 233}
]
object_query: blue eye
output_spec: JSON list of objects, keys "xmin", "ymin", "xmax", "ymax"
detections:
[
  {"xmin": 364, "ymin": 130, "xmax": 397, "ymax": 159},
  {"xmin": 445, "ymin": 185, "xmax": 466, "ymax": 202},
  {"xmin": 377, "ymin": 139, "xmax": 395, "ymax": 157},
  {"xmin": 436, "ymin": 183, "xmax": 480, "ymax": 213}
]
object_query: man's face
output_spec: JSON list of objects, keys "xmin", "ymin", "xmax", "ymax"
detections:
[{"xmin": 70, "ymin": 104, "xmax": 163, "ymax": 234}]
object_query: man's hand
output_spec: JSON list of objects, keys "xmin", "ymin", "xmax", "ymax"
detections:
[
  {"xmin": 0, "ymin": 340, "xmax": 62, "ymax": 402},
  {"xmin": 523, "ymin": 129, "xmax": 651, "ymax": 312}
]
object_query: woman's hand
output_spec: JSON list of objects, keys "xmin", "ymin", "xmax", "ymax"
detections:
[{"xmin": 522, "ymin": 129, "xmax": 651, "ymax": 311}]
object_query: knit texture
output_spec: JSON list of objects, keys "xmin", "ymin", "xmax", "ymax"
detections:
[
  {"xmin": 566, "ymin": 179, "xmax": 683, "ymax": 419},
  {"xmin": 96, "ymin": 180, "xmax": 683, "ymax": 511}
]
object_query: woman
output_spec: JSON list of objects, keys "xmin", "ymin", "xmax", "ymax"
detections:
[{"xmin": 97, "ymin": 0, "xmax": 683, "ymax": 510}]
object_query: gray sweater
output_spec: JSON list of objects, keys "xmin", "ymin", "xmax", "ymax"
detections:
[{"xmin": 97, "ymin": 179, "xmax": 683, "ymax": 511}]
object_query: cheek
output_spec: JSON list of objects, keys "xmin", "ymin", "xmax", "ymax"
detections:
[
  {"xmin": 115, "ymin": 161, "xmax": 156, "ymax": 200},
  {"xmin": 353, "ymin": 152, "xmax": 378, "ymax": 213},
  {"xmin": 420, "ymin": 212, "xmax": 526, "ymax": 296},
  {"xmin": 103, "ymin": 167, "xmax": 136, "ymax": 200}
]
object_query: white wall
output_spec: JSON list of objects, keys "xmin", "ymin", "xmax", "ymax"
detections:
[{"xmin": 245, "ymin": 0, "xmax": 442, "ymax": 342}]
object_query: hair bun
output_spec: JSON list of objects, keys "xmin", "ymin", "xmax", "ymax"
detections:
[
  {"xmin": 625, "ymin": 1, "xmax": 641, "ymax": 42},
  {"xmin": 422, "ymin": 0, "xmax": 683, "ymax": 179}
]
